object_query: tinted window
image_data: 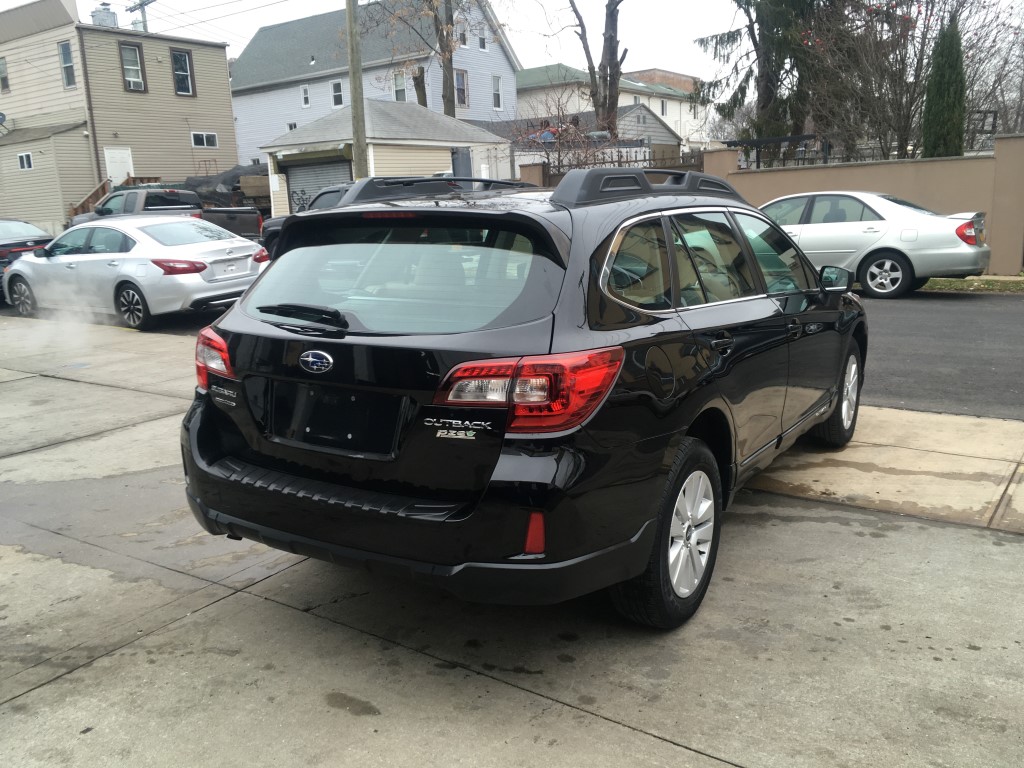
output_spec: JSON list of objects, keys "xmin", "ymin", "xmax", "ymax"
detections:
[
  {"xmin": 309, "ymin": 189, "xmax": 346, "ymax": 209},
  {"xmin": 762, "ymin": 197, "xmax": 807, "ymax": 226},
  {"xmin": 143, "ymin": 191, "xmax": 201, "ymax": 209},
  {"xmin": 141, "ymin": 220, "xmax": 234, "ymax": 245},
  {"xmin": 245, "ymin": 220, "xmax": 563, "ymax": 335},
  {"xmin": 733, "ymin": 213, "xmax": 815, "ymax": 294},
  {"xmin": 669, "ymin": 226, "xmax": 708, "ymax": 308},
  {"xmin": 0, "ymin": 221, "xmax": 49, "ymax": 239},
  {"xmin": 606, "ymin": 220, "xmax": 671, "ymax": 310},
  {"xmin": 809, "ymin": 195, "xmax": 881, "ymax": 224},
  {"xmin": 671, "ymin": 212, "xmax": 758, "ymax": 303},
  {"xmin": 103, "ymin": 194, "xmax": 126, "ymax": 214},
  {"xmin": 48, "ymin": 228, "xmax": 90, "ymax": 256},
  {"xmin": 878, "ymin": 195, "xmax": 937, "ymax": 215}
]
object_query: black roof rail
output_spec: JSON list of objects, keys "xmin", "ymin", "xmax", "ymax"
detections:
[
  {"xmin": 549, "ymin": 168, "xmax": 744, "ymax": 208},
  {"xmin": 341, "ymin": 176, "xmax": 536, "ymax": 205}
]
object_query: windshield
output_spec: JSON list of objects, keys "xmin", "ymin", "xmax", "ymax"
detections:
[
  {"xmin": 243, "ymin": 218, "xmax": 563, "ymax": 335},
  {"xmin": 141, "ymin": 220, "xmax": 235, "ymax": 246},
  {"xmin": 0, "ymin": 221, "xmax": 49, "ymax": 239},
  {"xmin": 878, "ymin": 195, "xmax": 937, "ymax": 215}
]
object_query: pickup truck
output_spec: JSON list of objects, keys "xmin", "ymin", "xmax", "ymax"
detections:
[{"xmin": 69, "ymin": 188, "xmax": 263, "ymax": 240}]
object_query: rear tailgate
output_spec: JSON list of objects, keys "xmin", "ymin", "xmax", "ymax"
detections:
[{"xmin": 202, "ymin": 207, "xmax": 263, "ymax": 240}]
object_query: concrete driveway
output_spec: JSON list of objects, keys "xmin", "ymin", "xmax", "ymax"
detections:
[{"xmin": 1, "ymin": 315, "xmax": 1022, "ymax": 768}]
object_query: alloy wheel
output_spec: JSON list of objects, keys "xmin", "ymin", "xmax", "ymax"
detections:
[
  {"xmin": 667, "ymin": 469, "xmax": 716, "ymax": 597},
  {"xmin": 841, "ymin": 354, "xmax": 860, "ymax": 430},
  {"xmin": 11, "ymin": 280, "xmax": 34, "ymax": 316},
  {"xmin": 118, "ymin": 287, "xmax": 145, "ymax": 327},
  {"xmin": 866, "ymin": 258, "xmax": 905, "ymax": 294}
]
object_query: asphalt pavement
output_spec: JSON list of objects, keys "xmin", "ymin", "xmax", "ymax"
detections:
[{"xmin": 1, "ymin": 308, "xmax": 1023, "ymax": 768}]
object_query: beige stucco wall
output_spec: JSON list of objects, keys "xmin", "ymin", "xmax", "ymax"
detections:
[{"xmin": 704, "ymin": 136, "xmax": 1024, "ymax": 275}]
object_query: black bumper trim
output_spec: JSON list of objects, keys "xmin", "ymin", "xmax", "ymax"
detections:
[
  {"xmin": 187, "ymin": 490, "xmax": 655, "ymax": 605},
  {"xmin": 189, "ymin": 291, "xmax": 245, "ymax": 310}
]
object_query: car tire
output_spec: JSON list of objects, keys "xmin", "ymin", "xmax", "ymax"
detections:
[
  {"xmin": 116, "ymin": 283, "xmax": 153, "ymax": 330},
  {"xmin": 811, "ymin": 340, "xmax": 862, "ymax": 448},
  {"xmin": 8, "ymin": 277, "xmax": 36, "ymax": 317},
  {"xmin": 609, "ymin": 437, "xmax": 722, "ymax": 629},
  {"xmin": 910, "ymin": 277, "xmax": 930, "ymax": 291},
  {"xmin": 858, "ymin": 251, "xmax": 913, "ymax": 298}
]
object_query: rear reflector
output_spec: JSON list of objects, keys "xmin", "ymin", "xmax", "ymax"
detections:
[
  {"xmin": 435, "ymin": 347, "xmax": 624, "ymax": 433},
  {"xmin": 523, "ymin": 511, "xmax": 546, "ymax": 555},
  {"xmin": 955, "ymin": 221, "xmax": 977, "ymax": 246},
  {"xmin": 195, "ymin": 326, "xmax": 235, "ymax": 389},
  {"xmin": 152, "ymin": 258, "xmax": 207, "ymax": 275},
  {"xmin": 252, "ymin": 247, "xmax": 270, "ymax": 263}
]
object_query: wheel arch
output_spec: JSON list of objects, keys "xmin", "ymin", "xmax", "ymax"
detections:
[{"xmin": 684, "ymin": 406, "xmax": 734, "ymax": 510}]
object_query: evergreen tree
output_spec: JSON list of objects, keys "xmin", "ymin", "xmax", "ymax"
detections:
[{"xmin": 922, "ymin": 18, "xmax": 966, "ymax": 158}]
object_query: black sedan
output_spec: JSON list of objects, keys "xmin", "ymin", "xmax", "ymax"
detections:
[{"xmin": 0, "ymin": 220, "xmax": 52, "ymax": 302}]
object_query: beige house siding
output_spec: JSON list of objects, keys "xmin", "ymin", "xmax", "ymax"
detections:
[
  {"xmin": 371, "ymin": 145, "xmax": 453, "ymax": 177},
  {"xmin": 0, "ymin": 24, "xmax": 87, "ymax": 130},
  {"xmin": 703, "ymin": 134, "xmax": 1024, "ymax": 275},
  {"xmin": 0, "ymin": 135, "xmax": 65, "ymax": 233},
  {"xmin": 81, "ymin": 27, "xmax": 238, "ymax": 181},
  {"xmin": 52, "ymin": 130, "xmax": 100, "ymax": 217}
]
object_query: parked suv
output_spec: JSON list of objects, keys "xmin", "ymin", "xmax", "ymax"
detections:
[{"xmin": 181, "ymin": 170, "xmax": 868, "ymax": 629}]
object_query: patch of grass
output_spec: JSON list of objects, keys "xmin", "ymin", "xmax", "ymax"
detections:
[{"xmin": 919, "ymin": 275, "xmax": 1024, "ymax": 294}]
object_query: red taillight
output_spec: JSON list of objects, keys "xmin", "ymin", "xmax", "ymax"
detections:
[
  {"xmin": 435, "ymin": 347, "xmax": 624, "ymax": 433},
  {"xmin": 256, "ymin": 213, "xmax": 264, "ymax": 233},
  {"xmin": 523, "ymin": 511, "xmax": 546, "ymax": 554},
  {"xmin": 190, "ymin": 212, "xmax": 202, "ymax": 219},
  {"xmin": 955, "ymin": 221, "xmax": 977, "ymax": 246},
  {"xmin": 195, "ymin": 327, "xmax": 235, "ymax": 390},
  {"xmin": 152, "ymin": 258, "xmax": 208, "ymax": 275},
  {"xmin": 252, "ymin": 247, "xmax": 270, "ymax": 263}
]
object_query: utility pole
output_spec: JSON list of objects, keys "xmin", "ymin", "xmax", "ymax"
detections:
[
  {"xmin": 126, "ymin": 0, "xmax": 157, "ymax": 32},
  {"xmin": 346, "ymin": 0, "xmax": 368, "ymax": 178}
]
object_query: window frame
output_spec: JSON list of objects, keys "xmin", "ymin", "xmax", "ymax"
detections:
[
  {"xmin": 190, "ymin": 131, "xmax": 219, "ymax": 149},
  {"xmin": 286, "ymin": 122, "xmax": 297, "ymax": 131},
  {"xmin": 331, "ymin": 79, "xmax": 344, "ymax": 107},
  {"xmin": 118, "ymin": 42, "xmax": 147, "ymax": 93},
  {"xmin": 455, "ymin": 68, "xmax": 469, "ymax": 108},
  {"xmin": 393, "ymin": 72, "xmax": 406, "ymax": 102},
  {"xmin": 660, "ymin": 99, "xmax": 667, "ymax": 116},
  {"xmin": 457, "ymin": 22, "xmax": 468, "ymax": 47},
  {"xmin": 58, "ymin": 40, "xmax": 76, "ymax": 89},
  {"xmin": 17, "ymin": 152, "xmax": 33, "ymax": 170},
  {"xmin": 599, "ymin": 213, "xmax": 679, "ymax": 315},
  {"xmin": 300, "ymin": 83, "xmax": 310, "ymax": 108},
  {"xmin": 0, "ymin": 56, "xmax": 10, "ymax": 92},
  {"xmin": 170, "ymin": 48, "xmax": 197, "ymax": 97},
  {"xmin": 491, "ymin": 74, "xmax": 502, "ymax": 111},
  {"xmin": 666, "ymin": 208, "xmax": 762, "ymax": 305},
  {"xmin": 478, "ymin": 34, "xmax": 488, "ymax": 50}
]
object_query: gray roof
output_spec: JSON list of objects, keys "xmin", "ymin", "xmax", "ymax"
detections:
[
  {"xmin": 0, "ymin": 121, "xmax": 87, "ymax": 147},
  {"xmin": 0, "ymin": 0, "xmax": 75, "ymax": 44},
  {"xmin": 466, "ymin": 104, "xmax": 682, "ymax": 143},
  {"xmin": 231, "ymin": 2, "xmax": 436, "ymax": 92},
  {"xmin": 260, "ymin": 100, "xmax": 507, "ymax": 150}
]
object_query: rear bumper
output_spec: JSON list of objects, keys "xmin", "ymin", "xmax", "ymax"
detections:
[
  {"xmin": 186, "ymin": 489, "xmax": 655, "ymax": 605},
  {"xmin": 911, "ymin": 244, "xmax": 990, "ymax": 278}
]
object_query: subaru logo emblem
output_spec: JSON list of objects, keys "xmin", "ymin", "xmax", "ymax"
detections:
[{"xmin": 298, "ymin": 350, "xmax": 334, "ymax": 374}]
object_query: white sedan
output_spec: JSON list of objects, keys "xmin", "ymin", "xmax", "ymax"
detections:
[
  {"xmin": 760, "ymin": 191, "xmax": 990, "ymax": 298},
  {"xmin": 2, "ymin": 216, "xmax": 268, "ymax": 329}
]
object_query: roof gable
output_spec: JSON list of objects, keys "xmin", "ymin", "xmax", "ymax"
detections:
[{"xmin": 0, "ymin": 0, "xmax": 76, "ymax": 44}]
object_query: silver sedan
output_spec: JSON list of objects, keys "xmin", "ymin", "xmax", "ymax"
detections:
[
  {"xmin": 761, "ymin": 191, "xmax": 990, "ymax": 298},
  {"xmin": 2, "ymin": 216, "xmax": 268, "ymax": 329}
]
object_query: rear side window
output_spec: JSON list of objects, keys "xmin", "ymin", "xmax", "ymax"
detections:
[
  {"xmin": 87, "ymin": 226, "xmax": 134, "ymax": 254},
  {"xmin": 245, "ymin": 218, "xmax": 564, "ymax": 334},
  {"xmin": 141, "ymin": 220, "xmax": 233, "ymax": 245},
  {"xmin": 809, "ymin": 195, "xmax": 880, "ymax": 224},
  {"xmin": 671, "ymin": 212, "xmax": 759, "ymax": 303},
  {"xmin": 309, "ymin": 189, "xmax": 345, "ymax": 209},
  {"xmin": 606, "ymin": 220, "xmax": 671, "ymax": 310},
  {"xmin": 762, "ymin": 197, "xmax": 807, "ymax": 227}
]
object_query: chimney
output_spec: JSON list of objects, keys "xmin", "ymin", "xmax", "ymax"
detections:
[{"xmin": 91, "ymin": 2, "xmax": 118, "ymax": 28}]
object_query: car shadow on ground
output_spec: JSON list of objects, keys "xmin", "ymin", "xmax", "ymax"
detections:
[{"xmin": 0, "ymin": 302, "xmax": 224, "ymax": 336}]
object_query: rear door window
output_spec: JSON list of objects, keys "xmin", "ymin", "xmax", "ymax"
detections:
[
  {"xmin": 809, "ymin": 195, "xmax": 880, "ymax": 224},
  {"xmin": 244, "ymin": 217, "xmax": 564, "ymax": 335},
  {"xmin": 670, "ymin": 212, "xmax": 759, "ymax": 302},
  {"xmin": 141, "ymin": 220, "xmax": 234, "ymax": 245},
  {"xmin": 605, "ymin": 219, "xmax": 672, "ymax": 310}
]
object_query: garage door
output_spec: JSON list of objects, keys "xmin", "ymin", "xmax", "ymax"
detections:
[{"xmin": 284, "ymin": 161, "xmax": 353, "ymax": 212}]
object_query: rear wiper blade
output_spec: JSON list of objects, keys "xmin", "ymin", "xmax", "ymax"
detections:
[{"xmin": 257, "ymin": 303, "xmax": 348, "ymax": 328}]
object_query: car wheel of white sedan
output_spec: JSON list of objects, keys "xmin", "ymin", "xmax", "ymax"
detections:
[
  {"xmin": 859, "ymin": 251, "xmax": 914, "ymax": 299},
  {"xmin": 116, "ymin": 283, "xmax": 154, "ymax": 330},
  {"xmin": 9, "ymin": 277, "xmax": 36, "ymax": 317}
]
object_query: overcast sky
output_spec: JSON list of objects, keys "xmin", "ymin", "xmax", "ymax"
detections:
[{"xmin": 0, "ymin": 0, "xmax": 742, "ymax": 80}]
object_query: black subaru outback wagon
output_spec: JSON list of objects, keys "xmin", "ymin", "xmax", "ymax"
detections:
[{"xmin": 182, "ymin": 170, "xmax": 867, "ymax": 629}]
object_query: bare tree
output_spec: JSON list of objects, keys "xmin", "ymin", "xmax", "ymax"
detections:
[{"xmin": 568, "ymin": 0, "xmax": 627, "ymax": 138}]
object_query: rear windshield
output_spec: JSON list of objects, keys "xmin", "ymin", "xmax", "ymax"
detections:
[
  {"xmin": 878, "ymin": 195, "xmax": 937, "ymax": 215},
  {"xmin": 141, "ymin": 220, "xmax": 235, "ymax": 246},
  {"xmin": 143, "ymin": 191, "xmax": 201, "ymax": 209},
  {"xmin": 243, "ymin": 218, "xmax": 564, "ymax": 334}
]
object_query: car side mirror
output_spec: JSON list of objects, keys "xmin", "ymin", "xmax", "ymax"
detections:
[
  {"xmin": 95, "ymin": 206, "xmax": 112, "ymax": 216},
  {"xmin": 820, "ymin": 266, "xmax": 853, "ymax": 292},
  {"xmin": 33, "ymin": 247, "xmax": 49, "ymax": 258}
]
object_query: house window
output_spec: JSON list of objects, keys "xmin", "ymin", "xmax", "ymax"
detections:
[
  {"xmin": 479, "ymin": 35, "xmax": 487, "ymax": 50},
  {"xmin": 393, "ymin": 72, "xmax": 406, "ymax": 102},
  {"xmin": 633, "ymin": 95, "xmax": 640, "ymax": 105},
  {"xmin": 171, "ymin": 49, "xmax": 196, "ymax": 96},
  {"xmin": 58, "ymin": 41, "xmax": 75, "ymax": 88},
  {"xmin": 331, "ymin": 80, "xmax": 343, "ymax": 107},
  {"xmin": 251, "ymin": 158, "xmax": 261, "ymax": 165},
  {"xmin": 18, "ymin": 152, "xmax": 32, "ymax": 170},
  {"xmin": 492, "ymin": 75, "xmax": 502, "ymax": 110},
  {"xmin": 457, "ymin": 23, "xmax": 468, "ymax": 47},
  {"xmin": 119, "ymin": 43, "xmax": 146, "ymax": 92},
  {"xmin": 661, "ymin": 99, "xmax": 667, "ymax": 116},
  {"xmin": 0, "ymin": 57, "xmax": 9, "ymax": 92},
  {"xmin": 191, "ymin": 132, "xmax": 218, "ymax": 148},
  {"xmin": 455, "ymin": 69, "xmax": 468, "ymax": 107},
  {"xmin": 300, "ymin": 84, "xmax": 310, "ymax": 108},
  {"xmin": 287, "ymin": 122, "xmax": 297, "ymax": 131}
]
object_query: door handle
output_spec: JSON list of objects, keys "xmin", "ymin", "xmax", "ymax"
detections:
[
  {"xmin": 709, "ymin": 332, "xmax": 734, "ymax": 353},
  {"xmin": 64, "ymin": 263, "xmax": 77, "ymax": 269},
  {"xmin": 862, "ymin": 227, "xmax": 879, "ymax": 233},
  {"xmin": 787, "ymin": 318, "xmax": 802, "ymax": 339},
  {"xmin": 107, "ymin": 261, "xmax": 120, "ymax": 267}
]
